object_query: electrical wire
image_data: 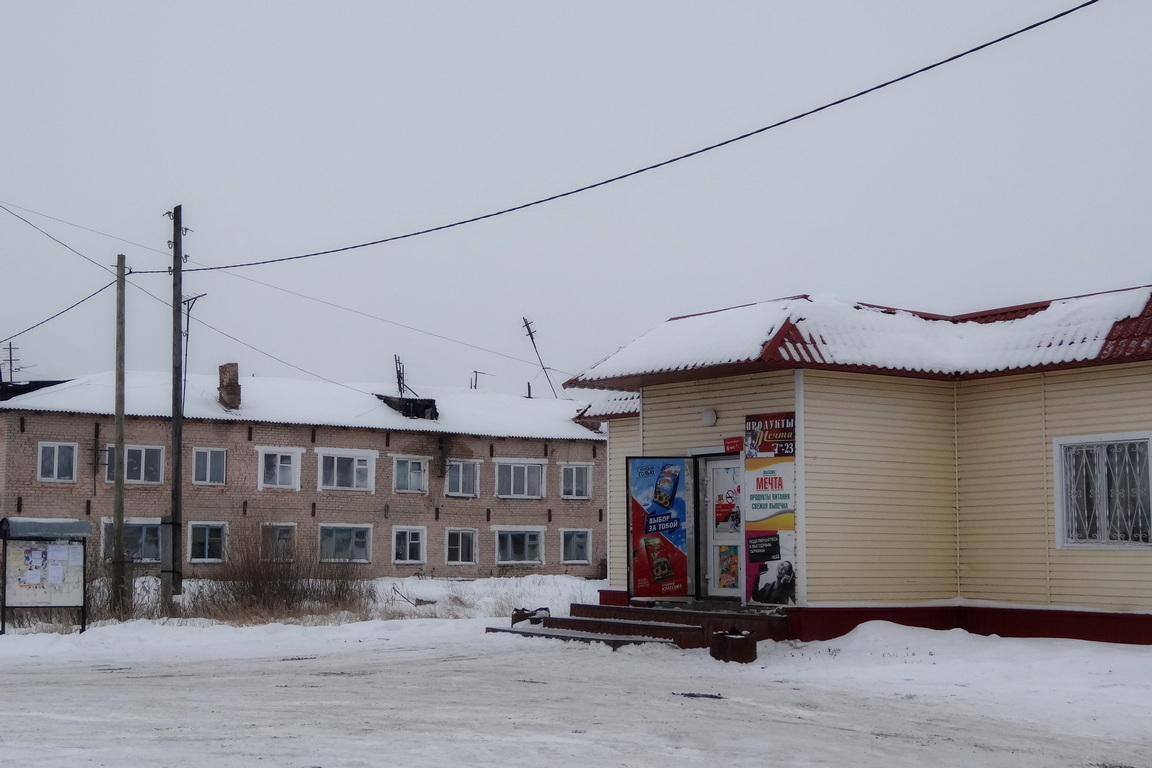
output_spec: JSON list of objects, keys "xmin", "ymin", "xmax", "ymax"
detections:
[
  {"xmin": 0, "ymin": 201, "xmax": 563, "ymax": 374},
  {"xmin": 127, "ymin": 0, "xmax": 1100, "ymax": 276},
  {"xmin": 0, "ymin": 204, "xmax": 118, "ymax": 276},
  {"xmin": 0, "ymin": 280, "xmax": 118, "ymax": 345}
]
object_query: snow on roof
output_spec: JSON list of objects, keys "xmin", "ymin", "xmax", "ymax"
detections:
[
  {"xmin": 568, "ymin": 286, "xmax": 1152, "ymax": 389},
  {"xmin": 0, "ymin": 371, "xmax": 603, "ymax": 442},
  {"xmin": 579, "ymin": 390, "xmax": 641, "ymax": 420}
]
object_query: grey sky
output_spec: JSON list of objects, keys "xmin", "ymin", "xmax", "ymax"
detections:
[{"xmin": 2, "ymin": 1, "xmax": 1148, "ymax": 396}]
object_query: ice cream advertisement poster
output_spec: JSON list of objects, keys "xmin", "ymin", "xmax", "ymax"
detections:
[
  {"xmin": 744, "ymin": 412, "xmax": 798, "ymax": 604},
  {"xmin": 627, "ymin": 457, "xmax": 690, "ymax": 598}
]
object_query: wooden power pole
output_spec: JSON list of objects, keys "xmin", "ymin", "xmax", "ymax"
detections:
[
  {"xmin": 111, "ymin": 254, "xmax": 129, "ymax": 618},
  {"xmin": 163, "ymin": 205, "xmax": 185, "ymax": 605}
]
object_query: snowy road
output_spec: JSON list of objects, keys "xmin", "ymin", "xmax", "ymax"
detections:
[{"xmin": 1, "ymin": 616, "xmax": 1148, "ymax": 767}]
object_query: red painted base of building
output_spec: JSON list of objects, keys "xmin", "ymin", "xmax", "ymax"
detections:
[{"xmin": 595, "ymin": 591, "xmax": 1152, "ymax": 645}]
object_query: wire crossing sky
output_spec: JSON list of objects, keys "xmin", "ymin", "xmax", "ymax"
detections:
[{"xmin": 1, "ymin": 1, "xmax": 1145, "ymax": 394}]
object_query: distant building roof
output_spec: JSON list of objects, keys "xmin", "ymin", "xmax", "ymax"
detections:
[
  {"xmin": 566, "ymin": 285, "xmax": 1152, "ymax": 391},
  {"xmin": 0, "ymin": 371, "xmax": 603, "ymax": 442}
]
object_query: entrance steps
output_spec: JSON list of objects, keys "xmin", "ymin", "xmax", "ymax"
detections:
[{"xmin": 485, "ymin": 602, "xmax": 791, "ymax": 650}]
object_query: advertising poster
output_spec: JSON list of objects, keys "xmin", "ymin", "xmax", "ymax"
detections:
[
  {"xmin": 744, "ymin": 412, "xmax": 799, "ymax": 604},
  {"xmin": 628, "ymin": 458, "xmax": 690, "ymax": 598}
]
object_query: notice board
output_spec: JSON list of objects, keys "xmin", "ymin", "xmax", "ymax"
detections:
[{"xmin": 4, "ymin": 539, "xmax": 86, "ymax": 608}]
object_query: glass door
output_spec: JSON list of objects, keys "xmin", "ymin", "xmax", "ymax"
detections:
[{"xmin": 703, "ymin": 457, "xmax": 742, "ymax": 598}]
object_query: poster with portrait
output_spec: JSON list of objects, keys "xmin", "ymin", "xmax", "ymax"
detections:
[
  {"xmin": 743, "ymin": 412, "xmax": 798, "ymax": 604},
  {"xmin": 628, "ymin": 457, "xmax": 692, "ymax": 599}
]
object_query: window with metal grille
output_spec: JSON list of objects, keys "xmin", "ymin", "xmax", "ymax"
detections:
[{"xmin": 1059, "ymin": 435, "xmax": 1151, "ymax": 547}]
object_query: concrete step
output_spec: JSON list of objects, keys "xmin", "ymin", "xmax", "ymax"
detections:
[
  {"xmin": 569, "ymin": 603, "xmax": 791, "ymax": 642},
  {"xmin": 541, "ymin": 615, "xmax": 706, "ymax": 648},
  {"xmin": 485, "ymin": 624, "xmax": 677, "ymax": 650}
]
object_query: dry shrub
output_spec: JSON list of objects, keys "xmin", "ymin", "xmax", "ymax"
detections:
[{"xmin": 178, "ymin": 524, "xmax": 376, "ymax": 623}]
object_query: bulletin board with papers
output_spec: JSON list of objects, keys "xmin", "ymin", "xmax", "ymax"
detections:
[{"xmin": 4, "ymin": 539, "xmax": 87, "ymax": 608}]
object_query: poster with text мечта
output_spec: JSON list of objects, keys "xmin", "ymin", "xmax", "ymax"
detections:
[{"xmin": 744, "ymin": 412, "xmax": 798, "ymax": 604}]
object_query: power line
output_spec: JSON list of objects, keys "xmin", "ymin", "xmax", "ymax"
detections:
[
  {"xmin": 0, "ymin": 201, "xmax": 565, "ymax": 375},
  {"xmin": 130, "ymin": 0, "xmax": 1099, "ymax": 276},
  {"xmin": 0, "ymin": 204, "xmax": 119, "ymax": 276},
  {"xmin": 0, "ymin": 280, "xmax": 118, "ymax": 345},
  {"xmin": 0, "ymin": 199, "xmax": 159, "ymax": 256}
]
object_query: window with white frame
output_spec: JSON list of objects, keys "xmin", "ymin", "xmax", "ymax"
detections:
[
  {"xmin": 257, "ymin": 447, "xmax": 304, "ymax": 490},
  {"xmin": 193, "ymin": 448, "xmax": 227, "ymax": 485},
  {"xmin": 105, "ymin": 445, "xmax": 164, "ymax": 484},
  {"xmin": 446, "ymin": 459, "xmax": 480, "ymax": 497},
  {"xmin": 446, "ymin": 529, "xmax": 476, "ymax": 565},
  {"xmin": 393, "ymin": 526, "xmax": 426, "ymax": 564},
  {"xmin": 495, "ymin": 527, "xmax": 544, "ymax": 564},
  {"xmin": 189, "ymin": 523, "xmax": 225, "ymax": 562},
  {"xmin": 1058, "ymin": 433, "xmax": 1151, "ymax": 547},
  {"xmin": 319, "ymin": 524, "xmax": 371, "ymax": 562},
  {"xmin": 561, "ymin": 529, "xmax": 591, "ymax": 564},
  {"xmin": 102, "ymin": 519, "xmax": 161, "ymax": 562},
  {"xmin": 316, "ymin": 448, "xmax": 377, "ymax": 492},
  {"xmin": 393, "ymin": 456, "xmax": 428, "ymax": 493},
  {"xmin": 38, "ymin": 442, "xmax": 78, "ymax": 482},
  {"xmin": 495, "ymin": 460, "xmax": 545, "ymax": 499},
  {"xmin": 261, "ymin": 523, "xmax": 296, "ymax": 562},
  {"xmin": 561, "ymin": 463, "xmax": 592, "ymax": 499}
]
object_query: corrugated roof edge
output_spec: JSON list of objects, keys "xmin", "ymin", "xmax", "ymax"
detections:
[{"xmin": 566, "ymin": 284, "xmax": 1152, "ymax": 390}]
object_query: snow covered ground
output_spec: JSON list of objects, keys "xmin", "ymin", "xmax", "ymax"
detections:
[{"xmin": 1, "ymin": 576, "xmax": 1149, "ymax": 767}]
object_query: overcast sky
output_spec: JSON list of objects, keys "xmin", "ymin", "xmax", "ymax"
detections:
[{"xmin": 2, "ymin": 1, "xmax": 1148, "ymax": 397}]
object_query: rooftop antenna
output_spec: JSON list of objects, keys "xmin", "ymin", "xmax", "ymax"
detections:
[
  {"xmin": 394, "ymin": 355, "xmax": 419, "ymax": 397},
  {"xmin": 522, "ymin": 317, "xmax": 558, "ymax": 397},
  {"xmin": 1, "ymin": 342, "xmax": 29, "ymax": 383}
]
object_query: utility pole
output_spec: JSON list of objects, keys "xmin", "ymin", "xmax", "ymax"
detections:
[
  {"xmin": 522, "ymin": 317, "xmax": 558, "ymax": 397},
  {"xmin": 111, "ymin": 254, "xmax": 129, "ymax": 618},
  {"xmin": 163, "ymin": 205, "xmax": 185, "ymax": 605}
]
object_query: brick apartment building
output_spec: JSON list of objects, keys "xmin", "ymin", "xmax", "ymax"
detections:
[{"xmin": 0, "ymin": 365, "xmax": 606, "ymax": 580}]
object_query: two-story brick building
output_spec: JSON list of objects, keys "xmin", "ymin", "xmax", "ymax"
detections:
[{"xmin": 0, "ymin": 364, "xmax": 606, "ymax": 580}]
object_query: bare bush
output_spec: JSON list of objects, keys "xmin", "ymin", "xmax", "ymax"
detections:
[{"xmin": 177, "ymin": 524, "xmax": 376, "ymax": 623}]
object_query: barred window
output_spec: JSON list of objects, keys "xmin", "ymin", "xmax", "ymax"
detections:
[{"xmin": 1059, "ymin": 436, "xmax": 1151, "ymax": 547}]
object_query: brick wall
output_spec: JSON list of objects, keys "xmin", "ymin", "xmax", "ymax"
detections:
[{"xmin": 0, "ymin": 410, "xmax": 606, "ymax": 580}]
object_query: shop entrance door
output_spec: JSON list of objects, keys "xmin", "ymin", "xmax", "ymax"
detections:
[{"xmin": 702, "ymin": 457, "xmax": 742, "ymax": 598}]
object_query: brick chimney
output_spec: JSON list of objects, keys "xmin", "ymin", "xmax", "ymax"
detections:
[{"xmin": 218, "ymin": 362, "xmax": 241, "ymax": 410}]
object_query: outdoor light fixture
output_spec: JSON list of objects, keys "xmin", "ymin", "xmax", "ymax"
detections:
[{"xmin": 701, "ymin": 409, "xmax": 717, "ymax": 426}]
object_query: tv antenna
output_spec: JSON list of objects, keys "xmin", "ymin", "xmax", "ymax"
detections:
[{"xmin": 522, "ymin": 317, "xmax": 557, "ymax": 397}]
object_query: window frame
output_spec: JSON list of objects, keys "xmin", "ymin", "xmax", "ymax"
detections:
[
  {"xmin": 493, "ymin": 458, "xmax": 546, "ymax": 499},
  {"xmin": 446, "ymin": 528, "xmax": 477, "ymax": 565},
  {"xmin": 560, "ymin": 528, "xmax": 592, "ymax": 564},
  {"xmin": 105, "ymin": 444, "xmax": 165, "ymax": 485},
  {"xmin": 318, "ymin": 524, "xmax": 372, "ymax": 563},
  {"xmin": 101, "ymin": 517, "xmax": 162, "ymax": 563},
  {"xmin": 493, "ymin": 525, "xmax": 546, "ymax": 565},
  {"xmin": 192, "ymin": 447, "xmax": 227, "ymax": 486},
  {"xmin": 38, "ymin": 441, "xmax": 78, "ymax": 483},
  {"xmin": 392, "ymin": 526, "xmax": 426, "ymax": 565},
  {"xmin": 560, "ymin": 463, "xmax": 593, "ymax": 500},
  {"xmin": 445, "ymin": 459, "xmax": 480, "ymax": 498},
  {"xmin": 392, "ymin": 455, "xmax": 429, "ymax": 494},
  {"xmin": 256, "ymin": 446, "xmax": 305, "ymax": 491},
  {"xmin": 315, "ymin": 447, "xmax": 378, "ymax": 492},
  {"xmin": 188, "ymin": 521, "xmax": 226, "ymax": 563},
  {"xmin": 260, "ymin": 523, "xmax": 297, "ymax": 563},
  {"xmin": 1055, "ymin": 431, "xmax": 1152, "ymax": 549}
]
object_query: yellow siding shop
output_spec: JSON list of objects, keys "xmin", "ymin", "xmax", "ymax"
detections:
[{"xmin": 568, "ymin": 286, "xmax": 1152, "ymax": 643}]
